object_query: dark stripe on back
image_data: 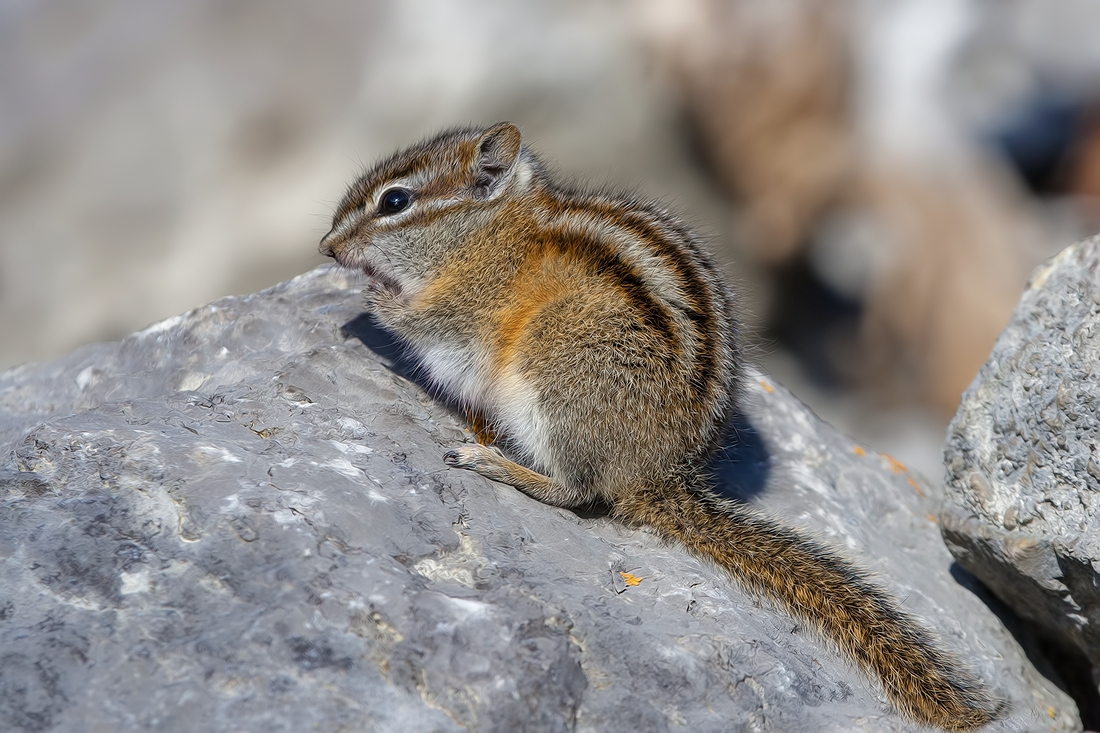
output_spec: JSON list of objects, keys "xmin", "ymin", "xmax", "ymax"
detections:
[
  {"xmin": 559, "ymin": 194, "xmax": 724, "ymax": 407},
  {"xmin": 532, "ymin": 226, "xmax": 680, "ymax": 359}
]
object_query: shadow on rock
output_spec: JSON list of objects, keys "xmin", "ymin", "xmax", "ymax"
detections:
[
  {"xmin": 342, "ymin": 313, "xmax": 423, "ymax": 387},
  {"xmin": 950, "ymin": 562, "xmax": 1100, "ymax": 729},
  {"xmin": 710, "ymin": 411, "xmax": 771, "ymax": 502}
]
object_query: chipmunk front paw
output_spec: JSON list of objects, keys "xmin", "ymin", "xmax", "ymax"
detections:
[{"xmin": 443, "ymin": 444, "xmax": 505, "ymax": 470}]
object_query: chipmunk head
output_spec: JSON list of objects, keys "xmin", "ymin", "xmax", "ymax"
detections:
[{"xmin": 320, "ymin": 122, "xmax": 534, "ymax": 295}]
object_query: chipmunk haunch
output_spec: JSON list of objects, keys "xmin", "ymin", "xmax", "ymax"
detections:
[{"xmin": 321, "ymin": 123, "xmax": 1001, "ymax": 730}]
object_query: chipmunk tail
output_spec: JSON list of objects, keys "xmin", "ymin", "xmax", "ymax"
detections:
[{"xmin": 612, "ymin": 470, "xmax": 1004, "ymax": 731}]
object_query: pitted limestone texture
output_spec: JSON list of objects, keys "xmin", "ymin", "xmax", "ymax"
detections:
[
  {"xmin": 0, "ymin": 265, "xmax": 1078, "ymax": 731},
  {"xmin": 944, "ymin": 235, "xmax": 1100, "ymax": 672}
]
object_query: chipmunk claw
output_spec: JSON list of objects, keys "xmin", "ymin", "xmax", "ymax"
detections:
[
  {"xmin": 443, "ymin": 444, "xmax": 504, "ymax": 469},
  {"xmin": 442, "ymin": 448, "xmax": 466, "ymax": 467}
]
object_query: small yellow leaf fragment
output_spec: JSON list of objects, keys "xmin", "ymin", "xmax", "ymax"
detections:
[
  {"xmin": 852, "ymin": 445, "xmax": 866, "ymax": 457},
  {"xmin": 927, "ymin": 514, "xmax": 937, "ymax": 524},
  {"xmin": 619, "ymin": 571, "xmax": 642, "ymax": 587},
  {"xmin": 1048, "ymin": 706, "xmax": 1056, "ymax": 719},
  {"xmin": 883, "ymin": 454, "xmax": 906, "ymax": 474},
  {"xmin": 907, "ymin": 476, "xmax": 924, "ymax": 497},
  {"xmin": 759, "ymin": 379, "xmax": 774, "ymax": 394}
]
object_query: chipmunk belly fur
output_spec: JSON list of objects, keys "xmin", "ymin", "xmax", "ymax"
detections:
[
  {"xmin": 320, "ymin": 123, "xmax": 1001, "ymax": 730},
  {"xmin": 419, "ymin": 338, "xmax": 553, "ymax": 476}
]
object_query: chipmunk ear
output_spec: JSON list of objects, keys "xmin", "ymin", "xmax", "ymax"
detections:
[{"xmin": 472, "ymin": 122, "xmax": 521, "ymax": 198}]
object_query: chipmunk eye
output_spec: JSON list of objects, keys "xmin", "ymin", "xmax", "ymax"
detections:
[{"xmin": 378, "ymin": 188, "xmax": 412, "ymax": 215}]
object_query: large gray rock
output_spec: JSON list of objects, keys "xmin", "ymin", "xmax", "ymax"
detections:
[
  {"xmin": 0, "ymin": 266, "xmax": 1077, "ymax": 731},
  {"xmin": 944, "ymin": 235, "xmax": 1100, "ymax": 671}
]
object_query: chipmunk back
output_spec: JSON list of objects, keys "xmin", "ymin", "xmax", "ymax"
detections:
[{"xmin": 320, "ymin": 123, "xmax": 1000, "ymax": 730}]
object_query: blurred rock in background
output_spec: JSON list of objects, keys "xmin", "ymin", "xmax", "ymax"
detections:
[
  {"xmin": 0, "ymin": 0, "xmax": 736, "ymax": 371},
  {"xmin": 638, "ymin": 0, "xmax": 1100, "ymax": 477},
  {"xmin": 3, "ymin": 0, "xmax": 1100, "ymax": 479},
  {"xmin": 644, "ymin": 0, "xmax": 1100, "ymax": 418}
]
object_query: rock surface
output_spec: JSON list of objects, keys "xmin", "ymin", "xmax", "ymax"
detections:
[
  {"xmin": 944, "ymin": 235, "xmax": 1100, "ymax": 671},
  {"xmin": 0, "ymin": 266, "xmax": 1078, "ymax": 731}
]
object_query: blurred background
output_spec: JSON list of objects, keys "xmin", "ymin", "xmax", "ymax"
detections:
[{"xmin": 3, "ymin": 0, "xmax": 1100, "ymax": 481}]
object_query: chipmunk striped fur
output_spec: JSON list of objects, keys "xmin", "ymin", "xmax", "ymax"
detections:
[{"xmin": 320, "ymin": 123, "xmax": 1000, "ymax": 730}]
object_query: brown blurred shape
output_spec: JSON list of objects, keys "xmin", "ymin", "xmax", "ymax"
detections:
[
  {"xmin": 656, "ymin": 0, "xmax": 852, "ymax": 264},
  {"xmin": 647, "ymin": 0, "xmax": 1042, "ymax": 415},
  {"xmin": 857, "ymin": 164, "xmax": 1034, "ymax": 414},
  {"xmin": 1070, "ymin": 106, "xmax": 1100, "ymax": 223}
]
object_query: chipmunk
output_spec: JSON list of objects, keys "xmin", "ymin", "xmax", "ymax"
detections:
[{"xmin": 320, "ymin": 123, "xmax": 1000, "ymax": 730}]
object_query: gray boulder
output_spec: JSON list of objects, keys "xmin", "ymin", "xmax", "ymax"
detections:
[
  {"xmin": 0, "ymin": 266, "xmax": 1077, "ymax": 731},
  {"xmin": 944, "ymin": 235, "xmax": 1100, "ymax": 675}
]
